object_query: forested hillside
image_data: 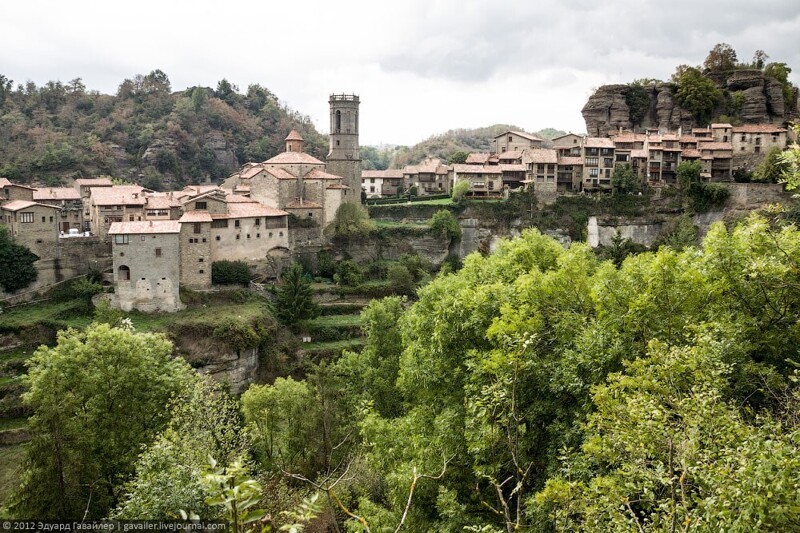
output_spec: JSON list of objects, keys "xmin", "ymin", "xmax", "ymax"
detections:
[
  {"xmin": 8, "ymin": 214, "xmax": 800, "ymax": 530},
  {"xmin": 0, "ymin": 71, "xmax": 327, "ymax": 189},
  {"xmin": 382, "ymin": 125, "xmax": 568, "ymax": 169}
]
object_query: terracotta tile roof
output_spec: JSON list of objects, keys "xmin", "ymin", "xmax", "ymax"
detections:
[
  {"xmin": 466, "ymin": 153, "xmax": 490, "ymax": 164},
  {"xmin": 661, "ymin": 134, "xmax": 679, "ymax": 141},
  {"xmin": 452, "ymin": 164, "xmax": 502, "ymax": 174},
  {"xmin": 552, "ymin": 133, "xmax": 586, "ymax": 143},
  {"xmin": 732, "ymin": 124, "xmax": 788, "ymax": 133},
  {"xmin": 183, "ymin": 185, "xmax": 222, "ymax": 195},
  {"xmin": 2, "ymin": 200, "xmax": 60, "ymax": 211},
  {"xmin": 284, "ymin": 199, "xmax": 323, "ymax": 209},
  {"xmin": 584, "ymin": 137, "xmax": 615, "ymax": 148},
  {"xmin": 265, "ymin": 167, "xmax": 298, "ymax": 181},
  {"xmin": 498, "ymin": 150, "xmax": 524, "ymax": 160},
  {"xmin": 692, "ymin": 128, "xmax": 711, "ymax": 134},
  {"xmin": 711, "ymin": 123, "xmax": 733, "ymax": 129},
  {"xmin": 234, "ymin": 185, "xmax": 250, "ymax": 193},
  {"xmin": 89, "ymin": 185, "xmax": 147, "ymax": 206},
  {"xmin": 500, "ymin": 130, "xmax": 543, "ymax": 142},
  {"xmin": 241, "ymin": 166, "xmax": 267, "ymax": 179},
  {"xmin": 500, "ymin": 164, "xmax": 526, "ymax": 172},
  {"xmin": 108, "ymin": 220, "xmax": 181, "ymax": 235},
  {"xmin": 225, "ymin": 194, "xmax": 256, "ymax": 203},
  {"xmin": 679, "ymin": 136, "xmax": 700, "ymax": 143},
  {"xmin": 611, "ymin": 133, "xmax": 646, "ymax": 143},
  {"xmin": 264, "ymin": 152, "xmax": 324, "ymax": 165},
  {"xmin": 74, "ymin": 178, "xmax": 113, "ymax": 187},
  {"xmin": 0, "ymin": 178, "xmax": 12, "ymax": 188},
  {"xmin": 527, "ymin": 149, "xmax": 558, "ymax": 164},
  {"xmin": 681, "ymin": 149, "xmax": 701, "ymax": 158},
  {"xmin": 305, "ymin": 168, "xmax": 344, "ymax": 180},
  {"xmin": 363, "ymin": 169, "xmax": 404, "ymax": 179},
  {"xmin": 557, "ymin": 156, "xmax": 584, "ymax": 165},
  {"xmin": 145, "ymin": 195, "xmax": 181, "ymax": 209},
  {"xmin": 630, "ymin": 149, "xmax": 647, "ymax": 158},
  {"xmin": 285, "ymin": 129, "xmax": 304, "ymax": 141},
  {"xmin": 224, "ymin": 202, "xmax": 288, "ymax": 218},
  {"xmin": 700, "ymin": 142, "xmax": 733, "ymax": 151},
  {"xmin": 179, "ymin": 211, "xmax": 213, "ymax": 223},
  {"xmin": 33, "ymin": 187, "xmax": 81, "ymax": 201}
]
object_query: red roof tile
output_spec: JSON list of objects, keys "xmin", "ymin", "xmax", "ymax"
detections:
[
  {"xmin": 179, "ymin": 211, "xmax": 213, "ymax": 223},
  {"xmin": 33, "ymin": 187, "xmax": 81, "ymax": 201},
  {"xmin": 584, "ymin": 137, "xmax": 615, "ymax": 148},
  {"xmin": 264, "ymin": 152, "xmax": 324, "ymax": 165},
  {"xmin": 732, "ymin": 124, "xmax": 787, "ymax": 133},
  {"xmin": 466, "ymin": 153, "xmax": 490, "ymax": 164},
  {"xmin": 527, "ymin": 149, "xmax": 558, "ymax": 164},
  {"xmin": 108, "ymin": 220, "xmax": 180, "ymax": 235},
  {"xmin": 2, "ymin": 200, "xmax": 60, "ymax": 211},
  {"xmin": 285, "ymin": 129, "xmax": 304, "ymax": 141}
]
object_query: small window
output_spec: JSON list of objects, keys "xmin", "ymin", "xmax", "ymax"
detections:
[
  {"xmin": 234, "ymin": 220, "xmax": 240, "ymax": 228},
  {"xmin": 247, "ymin": 234, "xmax": 251, "ymax": 239},
  {"xmin": 255, "ymin": 218, "xmax": 260, "ymax": 226},
  {"xmin": 256, "ymin": 233, "xmax": 260, "ymax": 238},
  {"xmin": 269, "ymin": 232, "xmax": 273, "ymax": 237},
  {"xmin": 202, "ymin": 237, "xmax": 207, "ymax": 243},
  {"xmin": 236, "ymin": 235, "xmax": 240, "ymax": 240},
  {"xmin": 20, "ymin": 212, "xmax": 34, "ymax": 223},
  {"xmin": 279, "ymin": 231, "xmax": 284, "ymax": 237},
  {"xmin": 155, "ymin": 248, "xmax": 162, "ymax": 257},
  {"xmin": 195, "ymin": 201, "xmax": 207, "ymax": 210},
  {"xmin": 141, "ymin": 235, "xmax": 146, "ymax": 241},
  {"xmin": 199, "ymin": 269, "xmax": 204, "ymax": 274},
  {"xmin": 49, "ymin": 216, "xmax": 54, "ymax": 222},
  {"xmin": 118, "ymin": 265, "xmax": 130, "ymax": 281},
  {"xmin": 41, "ymin": 216, "xmax": 46, "ymax": 223},
  {"xmin": 215, "ymin": 235, "xmax": 220, "ymax": 241},
  {"xmin": 308, "ymin": 212, "xmax": 313, "ymax": 217},
  {"xmin": 36, "ymin": 239, "xmax": 43, "ymax": 243},
  {"xmin": 194, "ymin": 223, "xmax": 201, "ymax": 234},
  {"xmin": 115, "ymin": 235, "xmax": 129, "ymax": 244},
  {"xmin": 199, "ymin": 258, "xmax": 204, "ymax": 263}
]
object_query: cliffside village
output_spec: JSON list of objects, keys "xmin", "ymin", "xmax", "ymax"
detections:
[
  {"xmin": 364, "ymin": 123, "xmax": 791, "ymax": 200},
  {"xmin": 0, "ymin": 87, "xmax": 794, "ymax": 313}
]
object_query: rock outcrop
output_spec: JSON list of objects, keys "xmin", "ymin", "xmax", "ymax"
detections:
[{"xmin": 583, "ymin": 70, "xmax": 797, "ymax": 136}]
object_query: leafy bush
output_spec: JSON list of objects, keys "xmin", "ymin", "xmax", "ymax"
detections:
[
  {"xmin": 429, "ymin": 209, "xmax": 462, "ymax": 241},
  {"xmin": 328, "ymin": 203, "xmax": 374, "ymax": 239},
  {"xmin": 387, "ymin": 264, "xmax": 415, "ymax": 296},
  {"xmin": 452, "ymin": 180, "xmax": 470, "ymax": 204},
  {"xmin": 334, "ymin": 260, "xmax": 363, "ymax": 286},
  {"xmin": 212, "ymin": 316, "xmax": 260, "ymax": 351},
  {"xmin": 211, "ymin": 260, "xmax": 251, "ymax": 285},
  {"xmin": 316, "ymin": 250, "xmax": 336, "ymax": 279},
  {"xmin": 0, "ymin": 227, "xmax": 38, "ymax": 293}
]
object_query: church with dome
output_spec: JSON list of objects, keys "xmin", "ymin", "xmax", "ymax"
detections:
[{"xmin": 223, "ymin": 94, "xmax": 362, "ymax": 227}]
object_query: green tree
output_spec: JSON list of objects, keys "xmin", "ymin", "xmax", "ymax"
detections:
[
  {"xmin": 452, "ymin": 180, "xmax": 471, "ymax": 204},
  {"xmin": 611, "ymin": 164, "xmax": 639, "ymax": 194},
  {"xmin": 327, "ymin": 203, "xmax": 374, "ymax": 239},
  {"xmin": 113, "ymin": 378, "xmax": 244, "ymax": 519},
  {"xmin": 672, "ymin": 67, "xmax": 722, "ymax": 124},
  {"xmin": 0, "ymin": 227, "xmax": 38, "ymax": 293},
  {"xmin": 448, "ymin": 151, "xmax": 469, "ymax": 164},
  {"xmin": 624, "ymin": 82, "xmax": 650, "ymax": 126},
  {"xmin": 753, "ymin": 146, "xmax": 788, "ymax": 182},
  {"xmin": 703, "ymin": 43, "xmax": 738, "ymax": 71},
  {"xmin": 333, "ymin": 259, "xmax": 363, "ymax": 286},
  {"xmin": 386, "ymin": 264, "xmax": 416, "ymax": 296},
  {"xmin": 429, "ymin": 209, "xmax": 462, "ymax": 240},
  {"xmin": 779, "ymin": 124, "xmax": 800, "ymax": 194},
  {"xmin": 11, "ymin": 323, "xmax": 194, "ymax": 519},
  {"xmin": 212, "ymin": 260, "xmax": 252, "ymax": 285},
  {"xmin": 764, "ymin": 62, "xmax": 794, "ymax": 104},
  {"xmin": 273, "ymin": 263, "xmax": 319, "ymax": 326}
]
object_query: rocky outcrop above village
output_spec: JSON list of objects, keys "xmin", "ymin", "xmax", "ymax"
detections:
[{"xmin": 583, "ymin": 70, "xmax": 798, "ymax": 136}]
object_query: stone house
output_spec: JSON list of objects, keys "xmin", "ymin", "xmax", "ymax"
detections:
[
  {"xmin": 527, "ymin": 149, "xmax": 559, "ymax": 195},
  {"xmin": 0, "ymin": 178, "xmax": 35, "ymax": 205},
  {"xmin": 552, "ymin": 134, "xmax": 585, "ymax": 156},
  {"xmin": 33, "ymin": 187, "xmax": 84, "ymax": 233},
  {"xmin": 403, "ymin": 158, "xmax": 450, "ymax": 195},
  {"xmin": 491, "ymin": 131, "xmax": 544, "ymax": 153},
  {"xmin": 583, "ymin": 138, "xmax": 615, "ymax": 190},
  {"xmin": 1, "ymin": 200, "xmax": 62, "ymax": 260},
  {"xmin": 731, "ymin": 124, "xmax": 788, "ymax": 155},
  {"xmin": 87, "ymin": 185, "xmax": 149, "ymax": 239},
  {"xmin": 108, "ymin": 220, "xmax": 183, "ymax": 313},
  {"xmin": 362, "ymin": 169, "xmax": 405, "ymax": 197},
  {"xmin": 451, "ymin": 164, "xmax": 503, "ymax": 197},
  {"xmin": 699, "ymin": 142, "xmax": 733, "ymax": 181}
]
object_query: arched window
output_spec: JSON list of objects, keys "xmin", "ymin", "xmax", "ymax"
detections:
[
  {"xmin": 335, "ymin": 110, "xmax": 341, "ymax": 133},
  {"xmin": 118, "ymin": 265, "xmax": 130, "ymax": 281}
]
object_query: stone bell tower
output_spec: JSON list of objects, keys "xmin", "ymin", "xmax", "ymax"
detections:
[{"xmin": 326, "ymin": 94, "xmax": 361, "ymax": 202}]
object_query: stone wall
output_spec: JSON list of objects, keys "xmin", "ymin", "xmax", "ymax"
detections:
[
  {"xmin": 725, "ymin": 182, "xmax": 789, "ymax": 209},
  {"xmin": 587, "ymin": 216, "xmax": 664, "ymax": 248}
]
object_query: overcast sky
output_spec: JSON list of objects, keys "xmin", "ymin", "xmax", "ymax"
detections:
[{"xmin": 2, "ymin": 0, "xmax": 799, "ymax": 146}]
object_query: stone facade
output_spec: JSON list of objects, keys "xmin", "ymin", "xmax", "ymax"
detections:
[
  {"xmin": 0, "ymin": 200, "xmax": 62, "ymax": 260},
  {"xmin": 491, "ymin": 131, "xmax": 544, "ymax": 153},
  {"xmin": 326, "ymin": 94, "xmax": 362, "ymax": 201},
  {"xmin": 109, "ymin": 221, "xmax": 183, "ymax": 313},
  {"xmin": 179, "ymin": 212, "xmax": 212, "ymax": 290}
]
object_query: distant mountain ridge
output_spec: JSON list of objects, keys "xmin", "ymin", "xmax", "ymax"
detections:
[{"xmin": 383, "ymin": 124, "xmax": 568, "ymax": 169}]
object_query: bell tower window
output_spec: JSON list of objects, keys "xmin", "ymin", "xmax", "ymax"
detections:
[{"xmin": 335, "ymin": 110, "xmax": 341, "ymax": 133}]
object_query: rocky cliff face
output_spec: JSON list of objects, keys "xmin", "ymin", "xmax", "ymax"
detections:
[{"xmin": 583, "ymin": 70, "xmax": 798, "ymax": 136}]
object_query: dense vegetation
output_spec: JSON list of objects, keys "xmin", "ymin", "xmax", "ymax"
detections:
[
  {"xmin": 385, "ymin": 125, "xmax": 567, "ymax": 169},
  {"xmin": 0, "ymin": 227, "xmax": 38, "ymax": 293},
  {"xmin": 0, "ymin": 72, "xmax": 327, "ymax": 188},
  {"xmin": 7, "ymin": 213, "xmax": 800, "ymax": 530}
]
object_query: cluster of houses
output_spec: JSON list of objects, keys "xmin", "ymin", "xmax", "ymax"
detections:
[
  {"xmin": 362, "ymin": 124, "xmax": 791, "ymax": 199},
  {"xmin": 1, "ymin": 95, "xmax": 364, "ymax": 312}
]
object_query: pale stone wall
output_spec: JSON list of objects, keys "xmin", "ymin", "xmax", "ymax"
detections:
[
  {"xmin": 324, "ymin": 188, "xmax": 343, "ymax": 226},
  {"xmin": 209, "ymin": 216, "xmax": 289, "ymax": 262},
  {"xmin": 180, "ymin": 222, "xmax": 212, "ymax": 289},
  {"xmin": 327, "ymin": 95, "xmax": 361, "ymax": 202},
  {"xmin": 112, "ymin": 232, "xmax": 182, "ymax": 312},
  {"xmin": 2, "ymin": 204, "xmax": 61, "ymax": 260},
  {"xmin": 731, "ymin": 132, "xmax": 787, "ymax": 154}
]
